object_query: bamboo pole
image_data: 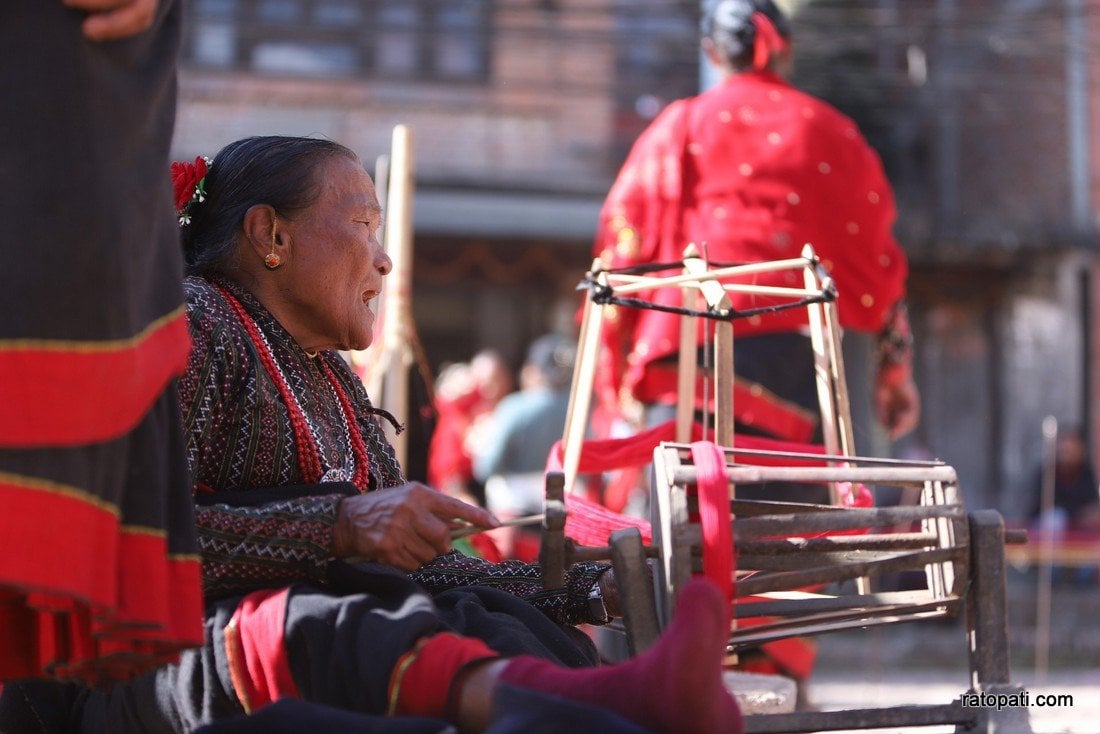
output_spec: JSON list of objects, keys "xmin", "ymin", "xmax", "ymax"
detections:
[
  {"xmin": 561, "ymin": 266, "xmax": 606, "ymax": 494},
  {"xmin": 1035, "ymin": 415, "xmax": 1058, "ymax": 683},
  {"xmin": 378, "ymin": 125, "xmax": 415, "ymax": 466}
]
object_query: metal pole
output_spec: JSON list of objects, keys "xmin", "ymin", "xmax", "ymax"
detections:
[{"xmin": 1035, "ymin": 415, "xmax": 1058, "ymax": 683}]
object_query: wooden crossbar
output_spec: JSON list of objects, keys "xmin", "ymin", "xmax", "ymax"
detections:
[{"xmin": 560, "ymin": 244, "xmax": 845, "ymax": 498}]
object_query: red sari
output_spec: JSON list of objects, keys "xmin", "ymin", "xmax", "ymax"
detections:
[
  {"xmin": 593, "ymin": 70, "xmax": 908, "ymax": 433},
  {"xmin": 590, "ymin": 69, "xmax": 910, "ymax": 681}
]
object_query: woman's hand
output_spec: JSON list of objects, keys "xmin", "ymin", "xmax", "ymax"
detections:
[
  {"xmin": 874, "ymin": 364, "xmax": 921, "ymax": 441},
  {"xmin": 333, "ymin": 482, "xmax": 499, "ymax": 571},
  {"xmin": 597, "ymin": 569, "xmax": 621, "ymax": 618},
  {"xmin": 64, "ymin": 0, "xmax": 157, "ymax": 41}
]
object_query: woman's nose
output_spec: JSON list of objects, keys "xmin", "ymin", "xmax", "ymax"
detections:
[{"xmin": 377, "ymin": 248, "xmax": 393, "ymax": 276}]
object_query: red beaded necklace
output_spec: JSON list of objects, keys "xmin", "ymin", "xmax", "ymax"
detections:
[{"xmin": 213, "ymin": 283, "xmax": 371, "ymax": 491}]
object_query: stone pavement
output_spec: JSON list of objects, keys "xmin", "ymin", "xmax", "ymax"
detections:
[
  {"xmin": 806, "ymin": 669, "xmax": 1098, "ymax": 734},
  {"xmin": 798, "ymin": 570, "xmax": 1099, "ymax": 733}
]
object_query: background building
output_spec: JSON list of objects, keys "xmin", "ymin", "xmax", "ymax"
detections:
[{"xmin": 174, "ymin": 0, "xmax": 1100, "ymax": 519}]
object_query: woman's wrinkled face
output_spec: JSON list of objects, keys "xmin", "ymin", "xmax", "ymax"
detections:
[{"xmin": 279, "ymin": 155, "xmax": 390, "ymax": 352}]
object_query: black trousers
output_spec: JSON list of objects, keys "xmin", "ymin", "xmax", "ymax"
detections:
[{"xmin": 1, "ymin": 563, "xmax": 599, "ymax": 734}]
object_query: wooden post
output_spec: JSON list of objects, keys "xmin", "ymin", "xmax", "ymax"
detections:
[
  {"xmin": 682, "ymin": 248, "xmax": 734, "ymax": 447},
  {"xmin": 967, "ymin": 510, "xmax": 1012, "ymax": 689},
  {"xmin": 561, "ymin": 265, "xmax": 606, "ymax": 494},
  {"xmin": 356, "ymin": 125, "xmax": 418, "ymax": 468},
  {"xmin": 1035, "ymin": 415, "xmax": 1058, "ymax": 683},
  {"xmin": 677, "ymin": 254, "xmax": 699, "ymax": 444}
]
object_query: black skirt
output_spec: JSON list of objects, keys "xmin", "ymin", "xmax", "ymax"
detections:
[{"xmin": 0, "ymin": 0, "xmax": 202, "ymax": 684}]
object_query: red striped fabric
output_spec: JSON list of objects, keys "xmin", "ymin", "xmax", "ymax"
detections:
[
  {"xmin": 0, "ymin": 311, "xmax": 190, "ymax": 447},
  {"xmin": 225, "ymin": 588, "xmax": 300, "ymax": 714},
  {"xmin": 0, "ymin": 474, "xmax": 203, "ymax": 682}
]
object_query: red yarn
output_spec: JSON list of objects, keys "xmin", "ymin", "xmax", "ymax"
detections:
[{"xmin": 691, "ymin": 441, "xmax": 735, "ymax": 613}]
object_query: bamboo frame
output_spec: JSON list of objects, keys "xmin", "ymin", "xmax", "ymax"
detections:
[
  {"xmin": 357, "ymin": 125, "xmax": 419, "ymax": 467},
  {"xmin": 559, "ymin": 244, "xmax": 847, "ymax": 497},
  {"xmin": 648, "ymin": 441, "xmax": 971, "ymax": 644}
]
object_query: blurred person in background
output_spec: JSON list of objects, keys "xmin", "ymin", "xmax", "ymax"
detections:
[
  {"xmin": 592, "ymin": 0, "xmax": 919, "ymax": 456},
  {"xmin": 428, "ymin": 349, "xmax": 513, "ymax": 506},
  {"xmin": 472, "ymin": 334, "xmax": 577, "ymax": 559},
  {"xmin": 588, "ymin": 0, "xmax": 920, "ymax": 699},
  {"xmin": 1028, "ymin": 425, "xmax": 1100, "ymax": 586},
  {"xmin": 1028, "ymin": 425, "xmax": 1100, "ymax": 533}
]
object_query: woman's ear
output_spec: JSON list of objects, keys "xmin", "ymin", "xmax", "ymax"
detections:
[
  {"xmin": 701, "ymin": 37, "xmax": 723, "ymax": 69},
  {"xmin": 241, "ymin": 204, "xmax": 284, "ymax": 267}
]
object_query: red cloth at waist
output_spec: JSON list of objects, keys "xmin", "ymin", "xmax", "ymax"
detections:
[{"xmin": 634, "ymin": 363, "xmax": 817, "ymax": 444}]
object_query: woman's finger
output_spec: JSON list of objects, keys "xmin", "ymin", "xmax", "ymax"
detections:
[
  {"xmin": 75, "ymin": 0, "xmax": 157, "ymax": 41},
  {"xmin": 413, "ymin": 512, "xmax": 455, "ymax": 556},
  {"xmin": 430, "ymin": 492, "xmax": 499, "ymax": 529},
  {"xmin": 386, "ymin": 548, "xmax": 423, "ymax": 573},
  {"xmin": 64, "ymin": 0, "xmax": 135, "ymax": 9},
  {"xmin": 405, "ymin": 531, "xmax": 445, "ymax": 567}
]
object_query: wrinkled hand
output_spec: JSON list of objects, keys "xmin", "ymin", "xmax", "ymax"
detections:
[
  {"xmin": 597, "ymin": 569, "xmax": 621, "ymax": 618},
  {"xmin": 64, "ymin": 0, "xmax": 157, "ymax": 41},
  {"xmin": 333, "ymin": 482, "xmax": 499, "ymax": 572},
  {"xmin": 874, "ymin": 369, "xmax": 921, "ymax": 441}
]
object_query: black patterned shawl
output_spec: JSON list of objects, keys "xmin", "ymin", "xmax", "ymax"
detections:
[{"xmin": 181, "ymin": 276, "xmax": 606, "ymax": 625}]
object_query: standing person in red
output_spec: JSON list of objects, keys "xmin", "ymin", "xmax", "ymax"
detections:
[
  {"xmin": 0, "ymin": 0, "xmax": 203, "ymax": 684},
  {"xmin": 591, "ymin": 0, "xmax": 920, "ymax": 695},
  {"xmin": 594, "ymin": 0, "xmax": 919, "ymax": 451}
]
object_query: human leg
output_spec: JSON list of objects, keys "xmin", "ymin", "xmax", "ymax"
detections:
[
  {"xmin": 439, "ymin": 578, "xmax": 742, "ymax": 734},
  {"xmin": 53, "ymin": 572, "xmax": 738, "ymax": 733}
]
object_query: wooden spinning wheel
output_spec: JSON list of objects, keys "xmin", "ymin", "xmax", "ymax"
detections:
[{"xmin": 534, "ymin": 248, "xmax": 1032, "ymax": 732}]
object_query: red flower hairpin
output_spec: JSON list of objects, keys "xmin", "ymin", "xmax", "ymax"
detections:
[{"xmin": 171, "ymin": 156, "xmax": 211, "ymax": 226}]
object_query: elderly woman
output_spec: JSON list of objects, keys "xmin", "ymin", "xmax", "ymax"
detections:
[{"xmin": 0, "ymin": 137, "xmax": 741, "ymax": 734}]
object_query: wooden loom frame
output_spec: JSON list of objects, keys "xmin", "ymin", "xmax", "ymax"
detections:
[
  {"xmin": 643, "ymin": 444, "xmax": 967, "ymax": 645},
  {"xmin": 544, "ymin": 246, "xmax": 1029, "ymax": 732},
  {"xmin": 561, "ymin": 243, "xmax": 855, "ymax": 502}
]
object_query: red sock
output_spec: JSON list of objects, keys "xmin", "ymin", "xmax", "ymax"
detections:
[
  {"xmin": 500, "ymin": 578, "xmax": 742, "ymax": 734},
  {"xmin": 389, "ymin": 632, "xmax": 499, "ymax": 718}
]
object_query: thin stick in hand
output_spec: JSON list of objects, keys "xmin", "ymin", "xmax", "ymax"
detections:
[{"xmin": 450, "ymin": 513, "xmax": 546, "ymax": 540}]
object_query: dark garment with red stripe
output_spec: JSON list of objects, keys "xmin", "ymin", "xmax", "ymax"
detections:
[
  {"xmin": 0, "ymin": 0, "xmax": 202, "ymax": 683},
  {"xmin": 0, "ymin": 563, "xmax": 600, "ymax": 733},
  {"xmin": 188, "ymin": 685, "xmax": 651, "ymax": 734}
]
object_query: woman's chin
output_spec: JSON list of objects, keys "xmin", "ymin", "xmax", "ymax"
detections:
[
  {"xmin": 343, "ymin": 311, "xmax": 375, "ymax": 351},
  {"xmin": 346, "ymin": 328, "xmax": 374, "ymax": 352}
]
